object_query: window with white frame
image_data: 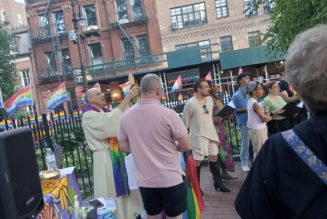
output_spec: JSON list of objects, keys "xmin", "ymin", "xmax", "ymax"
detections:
[
  {"xmin": 170, "ymin": 2, "xmax": 207, "ymax": 30},
  {"xmin": 53, "ymin": 11, "xmax": 65, "ymax": 33},
  {"xmin": 263, "ymin": 0, "xmax": 275, "ymax": 14},
  {"xmin": 248, "ymin": 31, "xmax": 261, "ymax": 47},
  {"xmin": 21, "ymin": 70, "xmax": 30, "ymax": 86},
  {"xmin": 116, "ymin": 0, "xmax": 129, "ymax": 23},
  {"xmin": 83, "ymin": 5, "xmax": 98, "ymax": 28},
  {"xmin": 215, "ymin": 0, "xmax": 229, "ymax": 18},
  {"xmin": 220, "ymin": 36, "xmax": 233, "ymax": 52},
  {"xmin": 244, "ymin": 0, "xmax": 257, "ymax": 17},
  {"xmin": 88, "ymin": 43, "xmax": 103, "ymax": 65},
  {"xmin": 131, "ymin": 0, "xmax": 145, "ymax": 20}
]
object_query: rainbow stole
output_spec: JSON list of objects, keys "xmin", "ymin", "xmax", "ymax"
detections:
[{"xmin": 108, "ymin": 137, "xmax": 129, "ymax": 197}]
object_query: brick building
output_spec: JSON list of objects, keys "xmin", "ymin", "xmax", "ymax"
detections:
[
  {"xmin": 0, "ymin": 0, "xmax": 40, "ymax": 115},
  {"xmin": 25, "ymin": 0, "xmax": 163, "ymax": 112}
]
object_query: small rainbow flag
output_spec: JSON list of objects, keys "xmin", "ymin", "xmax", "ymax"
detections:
[
  {"xmin": 46, "ymin": 83, "xmax": 68, "ymax": 110},
  {"xmin": 53, "ymin": 113, "xmax": 59, "ymax": 121},
  {"xmin": 72, "ymin": 110, "xmax": 79, "ymax": 118},
  {"xmin": 4, "ymin": 86, "xmax": 33, "ymax": 116},
  {"xmin": 0, "ymin": 119, "xmax": 13, "ymax": 129},
  {"xmin": 23, "ymin": 116, "xmax": 35, "ymax": 125},
  {"xmin": 59, "ymin": 111, "xmax": 65, "ymax": 120},
  {"xmin": 119, "ymin": 81, "xmax": 132, "ymax": 96},
  {"xmin": 171, "ymin": 75, "xmax": 182, "ymax": 92},
  {"xmin": 37, "ymin": 116, "xmax": 43, "ymax": 123},
  {"xmin": 205, "ymin": 71, "xmax": 212, "ymax": 81}
]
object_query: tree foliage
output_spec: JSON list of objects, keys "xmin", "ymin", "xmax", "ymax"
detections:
[
  {"xmin": 0, "ymin": 24, "xmax": 16, "ymax": 101},
  {"xmin": 247, "ymin": 0, "xmax": 327, "ymax": 56}
]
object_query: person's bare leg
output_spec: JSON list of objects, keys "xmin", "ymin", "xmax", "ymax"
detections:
[
  {"xmin": 147, "ymin": 212, "xmax": 162, "ymax": 219},
  {"xmin": 167, "ymin": 214, "xmax": 183, "ymax": 219}
]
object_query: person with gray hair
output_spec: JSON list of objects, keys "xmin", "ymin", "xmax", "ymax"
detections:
[
  {"xmin": 118, "ymin": 74, "xmax": 192, "ymax": 219},
  {"xmin": 235, "ymin": 25, "xmax": 327, "ymax": 218}
]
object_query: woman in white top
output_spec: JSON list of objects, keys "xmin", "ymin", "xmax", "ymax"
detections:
[{"xmin": 246, "ymin": 81, "xmax": 272, "ymax": 159}]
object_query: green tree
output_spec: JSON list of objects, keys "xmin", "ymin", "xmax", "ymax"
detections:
[
  {"xmin": 0, "ymin": 24, "xmax": 16, "ymax": 101},
  {"xmin": 246, "ymin": 0, "xmax": 327, "ymax": 56}
]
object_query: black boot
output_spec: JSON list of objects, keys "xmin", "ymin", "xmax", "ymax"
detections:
[
  {"xmin": 209, "ymin": 161, "xmax": 231, "ymax": 192},
  {"xmin": 196, "ymin": 166, "xmax": 204, "ymax": 196}
]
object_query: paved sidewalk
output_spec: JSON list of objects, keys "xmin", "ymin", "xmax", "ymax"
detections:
[{"xmin": 200, "ymin": 162, "xmax": 247, "ymax": 219}]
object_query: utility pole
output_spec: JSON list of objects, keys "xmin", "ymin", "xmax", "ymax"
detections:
[{"xmin": 71, "ymin": 0, "xmax": 88, "ymax": 91}]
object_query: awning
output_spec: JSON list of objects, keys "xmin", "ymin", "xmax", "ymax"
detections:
[{"xmin": 220, "ymin": 45, "xmax": 284, "ymax": 70}]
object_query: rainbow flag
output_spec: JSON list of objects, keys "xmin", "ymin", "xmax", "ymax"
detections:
[
  {"xmin": 23, "ymin": 116, "xmax": 35, "ymax": 125},
  {"xmin": 46, "ymin": 82, "xmax": 68, "ymax": 110},
  {"xmin": 37, "ymin": 116, "xmax": 43, "ymax": 123},
  {"xmin": 72, "ymin": 110, "xmax": 79, "ymax": 118},
  {"xmin": 59, "ymin": 111, "xmax": 65, "ymax": 120},
  {"xmin": 108, "ymin": 137, "xmax": 129, "ymax": 197},
  {"xmin": 238, "ymin": 67, "xmax": 244, "ymax": 74},
  {"xmin": 4, "ymin": 86, "xmax": 33, "ymax": 116},
  {"xmin": 0, "ymin": 119, "xmax": 13, "ymax": 129},
  {"xmin": 182, "ymin": 151, "xmax": 204, "ymax": 219},
  {"xmin": 205, "ymin": 71, "xmax": 212, "ymax": 81},
  {"xmin": 53, "ymin": 113, "xmax": 59, "ymax": 121},
  {"xmin": 171, "ymin": 75, "xmax": 182, "ymax": 92},
  {"xmin": 119, "ymin": 81, "xmax": 132, "ymax": 96}
]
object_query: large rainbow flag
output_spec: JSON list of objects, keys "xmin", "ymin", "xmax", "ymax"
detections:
[
  {"xmin": 46, "ymin": 82, "xmax": 68, "ymax": 110},
  {"xmin": 171, "ymin": 75, "xmax": 182, "ymax": 92},
  {"xmin": 4, "ymin": 85, "xmax": 33, "ymax": 116}
]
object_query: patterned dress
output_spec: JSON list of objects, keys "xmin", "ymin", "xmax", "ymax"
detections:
[{"xmin": 212, "ymin": 98, "xmax": 235, "ymax": 172}]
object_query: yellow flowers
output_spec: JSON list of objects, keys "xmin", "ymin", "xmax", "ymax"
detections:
[{"xmin": 51, "ymin": 176, "xmax": 68, "ymax": 210}]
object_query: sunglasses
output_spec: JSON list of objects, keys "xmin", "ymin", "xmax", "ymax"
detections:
[{"xmin": 203, "ymin": 104, "xmax": 209, "ymax": 114}]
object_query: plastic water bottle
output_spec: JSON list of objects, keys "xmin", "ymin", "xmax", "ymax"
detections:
[
  {"xmin": 73, "ymin": 195, "xmax": 81, "ymax": 219},
  {"xmin": 45, "ymin": 148, "xmax": 57, "ymax": 171}
]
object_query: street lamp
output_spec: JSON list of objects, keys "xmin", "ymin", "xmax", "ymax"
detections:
[{"xmin": 71, "ymin": 0, "xmax": 88, "ymax": 91}]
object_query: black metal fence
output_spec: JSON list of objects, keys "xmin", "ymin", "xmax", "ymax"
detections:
[
  {"xmin": 0, "ymin": 111, "xmax": 93, "ymax": 198},
  {"xmin": 0, "ymin": 98, "xmax": 241, "ymax": 198}
]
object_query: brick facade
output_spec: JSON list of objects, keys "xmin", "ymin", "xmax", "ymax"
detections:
[
  {"xmin": 155, "ymin": 0, "xmax": 271, "ymax": 52},
  {"xmin": 26, "ymin": 0, "xmax": 163, "ymax": 112}
]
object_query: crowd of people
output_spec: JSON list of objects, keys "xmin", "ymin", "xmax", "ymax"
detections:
[{"xmin": 80, "ymin": 24, "xmax": 327, "ymax": 218}]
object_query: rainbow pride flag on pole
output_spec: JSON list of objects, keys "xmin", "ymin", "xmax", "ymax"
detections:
[
  {"xmin": 171, "ymin": 75, "xmax": 182, "ymax": 92},
  {"xmin": 4, "ymin": 85, "xmax": 33, "ymax": 116},
  {"xmin": 119, "ymin": 81, "xmax": 132, "ymax": 96},
  {"xmin": 46, "ymin": 82, "xmax": 68, "ymax": 110}
]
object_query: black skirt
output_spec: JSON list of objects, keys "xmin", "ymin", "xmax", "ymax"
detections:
[{"xmin": 267, "ymin": 119, "xmax": 292, "ymax": 136}]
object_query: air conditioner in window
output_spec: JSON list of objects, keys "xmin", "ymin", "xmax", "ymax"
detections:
[{"xmin": 86, "ymin": 25, "xmax": 98, "ymax": 31}]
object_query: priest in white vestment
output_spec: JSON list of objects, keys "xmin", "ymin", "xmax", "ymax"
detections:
[{"xmin": 82, "ymin": 87, "xmax": 143, "ymax": 218}]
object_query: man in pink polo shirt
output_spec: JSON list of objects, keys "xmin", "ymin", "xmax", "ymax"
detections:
[{"xmin": 118, "ymin": 74, "xmax": 192, "ymax": 219}]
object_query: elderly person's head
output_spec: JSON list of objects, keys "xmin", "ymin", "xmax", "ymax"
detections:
[
  {"xmin": 140, "ymin": 74, "xmax": 163, "ymax": 99},
  {"xmin": 285, "ymin": 25, "xmax": 327, "ymax": 112},
  {"xmin": 85, "ymin": 88, "xmax": 106, "ymax": 108}
]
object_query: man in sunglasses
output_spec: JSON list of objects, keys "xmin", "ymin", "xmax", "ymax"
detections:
[{"xmin": 183, "ymin": 78, "xmax": 230, "ymax": 193}]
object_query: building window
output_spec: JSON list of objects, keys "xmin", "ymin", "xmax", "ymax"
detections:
[
  {"xmin": 131, "ymin": 0, "xmax": 145, "ymax": 20},
  {"xmin": 248, "ymin": 31, "xmax": 261, "ymax": 47},
  {"xmin": 39, "ymin": 15, "xmax": 51, "ymax": 38},
  {"xmin": 53, "ymin": 11, "xmax": 65, "ymax": 33},
  {"xmin": 121, "ymin": 38, "xmax": 134, "ymax": 60},
  {"xmin": 176, "ymin": 40, "xmax": 211, "ymax": 60},
  {"xmin": 11, "ymin": 36, "xmax": 19, "ymax": 54},
  {"xmin": 244, "ymin": 0, "xmax": 257, "ymax": 17},
  {"xmin": 220, "ymin": 36, "xmax": 233, "ymax": 52},
  {"xmin": 21, "ymin": 70, "xmax": 30, "ymax": 86},
  {"xmin": 263, "ymin": 0, "xmax": 274, "ymax": 14},
  {"xmin": 45, "ymin": 52, "xmax": 57, "ymax": 74},
  {"xmin": 215, "ymin": 0, "xmax": 228, "ymax": 18},
  {"xmin": 171, "ymin": 2, "xmax": 207, "ymax": 30},
  {"xmin": 61, "ymin": 49, "xmax": 71, "ymax": 74},
  {"xmin": 83, "ymin": 5, "xmax": 98, "ymax": 28},
  {"xmin": 88, "ymin": 43, "xmax": 103, "ymax": 65},
  {"xmin": 1, "ymin": 10, "xmax": 7, "ymax": 22},
  {"xmin": 116, "ymin": 0, "xmax": 129, "ymax": 23},
  {"xmin": 136, "ymin": 35, "xmax": 150, "ymax": 57},
  {"xmin": 17, "ymin": 13, "xmax": 23, "ymax": 25}
]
